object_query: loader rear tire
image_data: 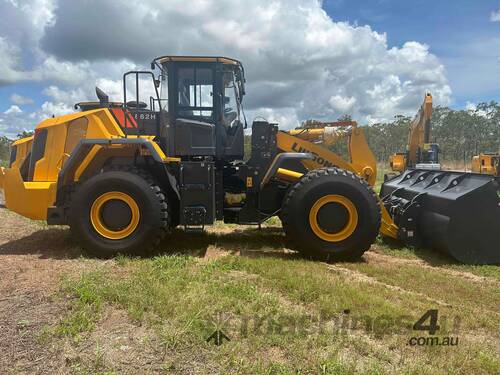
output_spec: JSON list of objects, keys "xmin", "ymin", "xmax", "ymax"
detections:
[
  {"xmin": 68, "ymin": 167, "xmax": 170, "ymax": 257},
  {"xmin": 281, "ymin": 167, "xmax": 380, "ymax": 261}
]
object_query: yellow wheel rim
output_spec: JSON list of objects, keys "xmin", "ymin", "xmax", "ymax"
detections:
[
  {"xmin": 90, "ymin": 191, "xmax": 140, "ymax": 240},
  {"xmin": 309, "ymin": 194, "xmax": 358, "ymax": 242}
]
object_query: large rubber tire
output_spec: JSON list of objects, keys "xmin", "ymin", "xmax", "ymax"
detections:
[
  {"xmin": 68, "ymin": 166, "xmax": 170, "ymax": 257},
  {"xmin": 281, "ymin": 167, "xmax": 381, "ymax": 261}
]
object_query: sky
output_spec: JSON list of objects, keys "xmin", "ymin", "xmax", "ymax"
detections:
[{"xmin": 0, "ymin": 0, "xmax": 498, "ymax": 138}]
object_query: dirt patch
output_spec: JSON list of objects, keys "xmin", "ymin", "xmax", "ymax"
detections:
[
  {"xmin": 203, "ymin": 245, "xmax": 234, "ymax": 260},
  {"xmin": 0, "ymin": 208, "xmax": 93, "ymax": 374},
  {"xmin": 263, "ymin": 346, "xmax": 287, "ymax": 363},
  {"xmin": 0, "ymin": 290, "xmax": 66, "ymax": 374},
  {"xmin": 62, "ymin": 306, "xmax": 165, "ymax": 374}
]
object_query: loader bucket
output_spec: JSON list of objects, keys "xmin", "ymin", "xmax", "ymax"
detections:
[{"xmin": 380, "ymin": 169, "xmax": 500, "ymax": 264}]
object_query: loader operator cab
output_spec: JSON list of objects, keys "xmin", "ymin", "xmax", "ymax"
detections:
[
  {"xmin": 149, "ymin": 56, "xmax": 246, "ymax": 161},
  {"xmin": 84, "ymin": 56, "xmax": 246, "ymax": 161}
]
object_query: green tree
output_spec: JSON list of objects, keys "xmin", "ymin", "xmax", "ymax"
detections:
[{"xmin": 17, "ymin": 130, "xmax": 34, "ymax": 139}]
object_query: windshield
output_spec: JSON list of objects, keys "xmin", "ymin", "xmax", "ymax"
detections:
[
  {"xmin": 223, "ymin": 70, "xmax": 240, "ymax": 127},
  {"xmin": 159, "ymin": 72, "xmax": 168, "ymax": 111}
]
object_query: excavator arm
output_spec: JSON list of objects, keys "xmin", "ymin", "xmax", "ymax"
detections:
[
  {"xmin": 391, "ymin": 93, "xmax": 434, "ymax": 172},
  {"xmin": 407, "ymin": 93, "xmax": 433, "ymax": 167}
]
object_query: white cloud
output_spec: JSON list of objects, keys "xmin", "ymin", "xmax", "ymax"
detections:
[
  {"xmin": 0, "ymin": 0, "xmax": 452, "ymax": 134},
  {"xmin": 465, "ymin": 101, "xmax": 476, "ymax": 111},
  {"xmin": 465, "ymin": 101, "xmax": 489, "ymax": 118},
  {"xmin": 4, "ymin": 0, "xmax": 56, "ymax": 34},
  {"xmin": 4, "ymin": 105, "xmax": 22, "ymax": 114},
  {"xmin": 0, "ymin": 37, "xmax": 25, "ymax": 86},
  {"xmin": 43, "ymin": 85, "xmax": 89, "ymax": 105},
  {"xmin": 490, "ymin": 10, "xmax": 500, "ymax": 22},
  {"xmin": 40, "ymin": 101, "xmax": 73, "ymax": 118},
  {"xmin": 10, "ymin": 94, "xmax": 34, "ymax": 105},
  {"xmin": 329, "ymin": 95, "xmax": 357, "ymax": 113}
]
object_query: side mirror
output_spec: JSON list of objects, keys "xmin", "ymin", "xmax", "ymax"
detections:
[
  {"xmin": 154, "ymin": 79, "xmax": 160, "ymax": 88},
  {"xmin": 150, "ymin": 62, "xmax": 155, "ymax": 70}
]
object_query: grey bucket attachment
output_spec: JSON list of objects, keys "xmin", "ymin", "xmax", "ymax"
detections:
[{"xmin": 381, "ymin": 169, "xmax": 500, "ymax": 264}]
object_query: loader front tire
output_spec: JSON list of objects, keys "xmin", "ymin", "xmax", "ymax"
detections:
[
  {"xmin": 69, "ymin": 167, "xmax": 169, "ymax": 257},
  {"xmin": 281, "ymin": 167, "xmax": 380, "ymax": 261}
]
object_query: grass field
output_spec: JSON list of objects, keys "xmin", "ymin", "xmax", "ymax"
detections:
[
  {"xmin": 0, "ymin": 206, "xmax": 498, "ymax": 375},
  {"xmin": 0, "ymin": 162, "xmax": 499, "ymax": 374}
]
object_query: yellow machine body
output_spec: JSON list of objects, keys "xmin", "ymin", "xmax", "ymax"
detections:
[
  {"xmin": 1, "ymin": 108, "xmax": 176, "ymax": 220},
  {"xmin": 2, "ymin": 110, "xmax": 400, "ymax": 238},
  {"xmin": 472, "ymin": 153, "xmax": 499, "ymax": 176},
  {"xmin": 406, "ymin": 93, "xmax": 433, "ymax": 167},
  {"xmin": 389, "ymin": 153, "xmax": 406, "ymax": 173}
]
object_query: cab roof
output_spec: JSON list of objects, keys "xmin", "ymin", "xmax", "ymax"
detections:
[
  {"xmin": 12, "ymin": 135, "xmax": 34, "ymax": 146},
  {"xmin": 152, "ymin": 55, "xmax": 242, "ymax": 67}
]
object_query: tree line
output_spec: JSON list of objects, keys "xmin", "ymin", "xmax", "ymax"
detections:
[
  {"xmin": 363, "ymin": 101, "xmax": 500, "ymax": 165},
  {"xmin": 0, "ymin": 131, "xmax": 34, "ymax": 162},
  {"xmin": 301, "ymin": 101, "xmax": 500, "ymax": 167}
]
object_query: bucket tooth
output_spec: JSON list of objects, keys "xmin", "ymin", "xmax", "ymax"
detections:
[{"xmin": 381, "ymin": 169, "xmax": 500, "ymax": 264}]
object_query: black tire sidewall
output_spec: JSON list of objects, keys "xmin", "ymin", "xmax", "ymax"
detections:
[
  {"xmin": 283, "ymin": 169, "xmax": 380, "ymax": 258},
  {"xmin": 69, "ymin": 171, "xmax": 163, "ymax": 255}
]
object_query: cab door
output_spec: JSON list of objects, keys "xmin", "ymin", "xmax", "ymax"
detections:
[{"xmin": 170, "ymin": 62, "xmax": 217, "ymax": 157}]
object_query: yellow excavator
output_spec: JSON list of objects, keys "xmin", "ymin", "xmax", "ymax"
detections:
[
  {"xmin": 0, "ymin": 56, "xmax": 498, "ymax": 264},
  {"xmin": 388, "ymin": 93, "xmax": 440, "ymax": 177}
]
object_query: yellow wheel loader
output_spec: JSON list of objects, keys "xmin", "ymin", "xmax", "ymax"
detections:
[{"xmin": 0, "ymin": 56, "xmax": 498, "ymax": 264}]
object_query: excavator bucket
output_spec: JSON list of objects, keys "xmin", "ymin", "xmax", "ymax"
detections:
[{"xmin": 381, "ymin": 169, "xmax": 500, "ymax": 264}]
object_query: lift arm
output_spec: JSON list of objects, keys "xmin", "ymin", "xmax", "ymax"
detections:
[{"xmin": 277, "ymin": 121, "xmax": 377, "ymax": 186}]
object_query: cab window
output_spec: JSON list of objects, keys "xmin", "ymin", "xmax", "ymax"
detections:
[
  {"xmin": 223, "ymin": 71, "xmax": 240, "ymax": 128},
  {"xmin": 177, "ymin": 67, "xmax": 214, "ymax": 120}
]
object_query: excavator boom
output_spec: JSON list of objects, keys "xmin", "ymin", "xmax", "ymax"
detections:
[{"xmin": 390, "ymin": 93, "xmax": 438, "ymax": 173}]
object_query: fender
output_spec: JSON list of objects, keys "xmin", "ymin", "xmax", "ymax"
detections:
[{"xmin": 47, "ymin": 138, "xmax": 180, "ymax": 224}]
